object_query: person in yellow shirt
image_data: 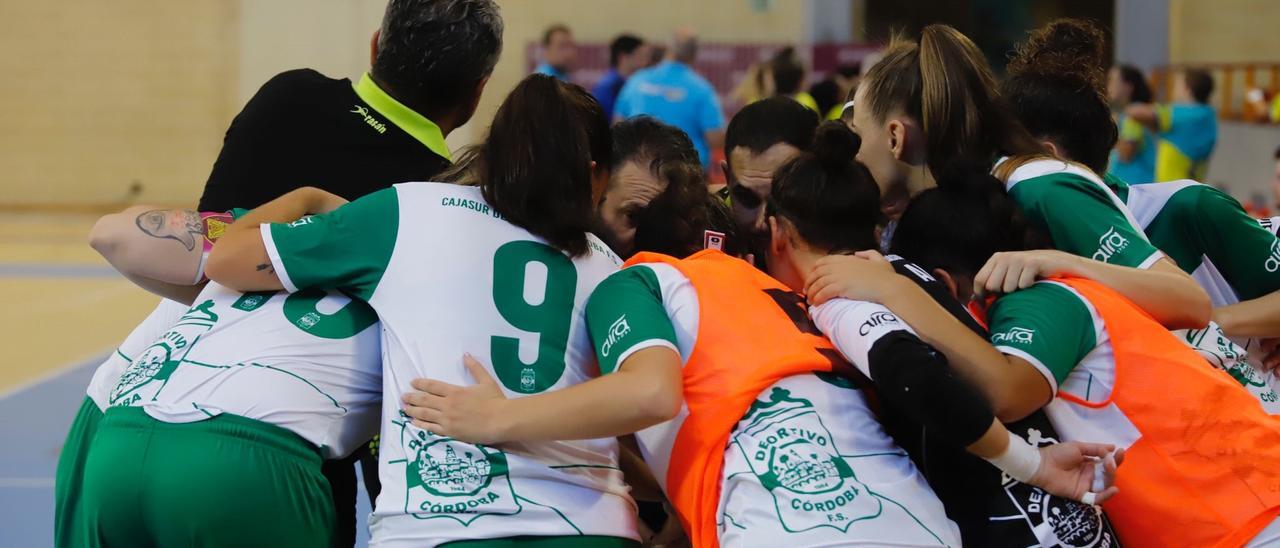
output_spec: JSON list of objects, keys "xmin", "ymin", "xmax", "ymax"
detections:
[
  {"xmin": 1126, "ymin": 70, "xmax": 1218, "ymax": 182},
  {"xmin": 770, "ymin": 47, "xmax": 819, "ymax": 113}
]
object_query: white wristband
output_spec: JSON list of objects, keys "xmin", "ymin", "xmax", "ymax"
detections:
[{"xmin": 984, "ymin": 431, "xmax": 1042, "ymax": 483}]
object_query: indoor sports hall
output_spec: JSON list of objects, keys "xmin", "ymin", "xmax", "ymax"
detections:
[{"xmin": 3, "ymin": 1, "xmax": 1279, "ymax": 547}]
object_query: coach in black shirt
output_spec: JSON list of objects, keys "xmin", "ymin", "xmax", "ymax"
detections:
[
  {"xmin": 198, "ymin": 0, "xmax": 501, "ymax": 213},
  {"xmin": 195, "ymin": 1, "xmax": 503, "ymax": 546}
]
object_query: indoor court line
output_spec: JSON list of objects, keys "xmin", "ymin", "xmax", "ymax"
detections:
[
  {"xmin": 0, "ymin": 349, "xmax": 376, "ymax": 548},
  {"xmin": 0, "ymin": 351, "xmax": 104, "ymax": 548}
]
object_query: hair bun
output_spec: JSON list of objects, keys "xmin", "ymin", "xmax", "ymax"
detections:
[
  {"xmin": 810, "ymin": 120, "xmax": 859, "ymax": 169},
  {"xmin": 1007, "ymin": 19, "xmax": 1107, "ymax": 92}
]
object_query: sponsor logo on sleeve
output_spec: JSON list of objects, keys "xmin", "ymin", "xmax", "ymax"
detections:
[
  {"xmin": 600, "ymin": 315, "xmax": 631, "ymax": 358},
  {"xmin": 992, "ymin": 327, "xmax": 1036, "ymax": 346},
  {"xmin": 1266, "ymin": 240, "xmax": 1280, "ymax": 273},
  {"xmin": 286, "ymin": 216, "xmax": 314, "ymax": 228},
  {"xmin": 1091, "ymin": 227, "xmax": 1129, "ymax": 263},
  {"xmin": 858, "ymin": 311, "xmax": 901, "ymax": 336}
]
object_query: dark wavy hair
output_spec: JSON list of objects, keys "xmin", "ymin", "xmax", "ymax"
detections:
[{"xmin": 1002, "ymin": 18, "xmax": 1117, "ymax": 175}]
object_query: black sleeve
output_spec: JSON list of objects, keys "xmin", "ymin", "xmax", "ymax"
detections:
[
  {"xmin": 889, "ymin": 257, "xmax": 988, "ymax": 336},
  {"xmin": 867, "ymin": 331, "xmax": 995, "ymax": 448},
  {"xmin": 196, "ymin": 69, "xmax": 322, "ymax": 212}
]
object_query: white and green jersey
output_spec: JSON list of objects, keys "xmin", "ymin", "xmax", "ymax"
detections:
[
  {"xmin": 1113, "ymin": 179, "xmax": 1280, "ymax": 410},
  {"xmin": 989, "ymin": 281, "xmax": 1280, "ymax": 448},
  {"xmin": 585, "ymin": 263, "xmax": 960, "ymax": 546},
  {"xmin": 87, "ymin": 299, "xmax": 190, "ymax": 411},
  {"xmin": 261, "ymin": 183, "xmax": 636, "ymax": 547},
  {"xmin": 1120, "ymin": 179, "xmax": 1280, "ymax": 305},
  {"xmin": 1260, "ymin": 216, "xmax": 1280, "ymax": 237},
  {"xmin": 105, "ymin": 282, "xmax": 382, "ymax": 458},
  {"xmin": 1000, "ymin": 159, "xmax": 1163, "ymax": 268}
]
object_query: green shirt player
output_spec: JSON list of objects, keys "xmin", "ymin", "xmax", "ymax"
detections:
[
  {"xmin": 209, "ymin": 77, "xmax": 641, "ymax": 548},
  {"xmin": 842, "ymin": 23, "xmax": 1210, "ymax": 333},
  {"xmin": 72, "ymin": 197, "xmax": 387, "ymax": 547},
  {"xmin": 997, "ymin": 19, "xmax": 1280, "ymax": 412},
  {"xmin": 1112, "ymin": 179, "xmax": 1280, "ymax": 411},
  {"xmin": 399, "ymin": 123, "xmax": 1121, "ymax": 547}
]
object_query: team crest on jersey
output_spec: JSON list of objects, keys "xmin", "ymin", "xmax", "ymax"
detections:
[
  {"xmin": 1181, "ymin": 327, "xmax": 1280, "ymax": 410},
  {"xmin": 394, "ymin": 412, "xmax": 521, "ymax": 524},
  {"xmin": 730, "ymin": 387, "xmax": 883, "ymax": 533},
  {"xmin": 109, "ymin": 300, "xmax": 219, "ymax": 407},
  {"xmin": 994, "ymin": 428, "xmax": 1117, "ymax": 548}
]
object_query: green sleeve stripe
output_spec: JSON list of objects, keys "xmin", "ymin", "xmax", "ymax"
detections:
[
  {"xmin": 264, "ymin": 187, "xmax": 400, "ymax": 300},
  {"xmin": 994, "ymin": 345, "xmax": 1060, "ymax": 395},
  {"xmin": 1136, "ymin": 250, "xmax": 1165, "ymax": 270},
  {"xmin": 613, "ymin": 340, "xmax": 680, "ymax": 371},
  {"xmin": 586, "ymin": 265, "xmax": 679, "ymax": 375},
  {"xmin": 261, "ymin": 224, "xmax": 299, "ymax": 293}
]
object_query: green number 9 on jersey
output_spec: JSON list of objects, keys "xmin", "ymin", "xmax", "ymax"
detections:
[{"xmin": 490, "ymin": 241, "xmax": 578, "ymax": 394}]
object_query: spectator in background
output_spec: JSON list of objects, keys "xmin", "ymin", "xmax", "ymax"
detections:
[
  {"xmin": 533, "ymin": 23, "xmax": 576, "ymax": 81},
  {"xmin": 809, "ymin": 63, "xmax": 861, "ymax": 120},
  {"xmin": 1273, "ymin": 146, "xmax": 1280, "ymax": 211},
  {"xmin": 72, "ymin": 1, "xmax": 505, "ymax": 546},
  {"xmin": 731, "ymin": 61, "xmax": 773, "ymax": 107},
  {"xmin": 769, "ymin": 47, "xmax": 819, "ymax": 113},
  {"xmin": 646, "ymin": 44, "xmax": 667, "ymax": 68},
  {"xmin": 615, "ymin": 28, "xmax": 726, "ymax": 168},
  {"xmin": 1107, "ymin": 64, "xmax": 1157, "ymax": 184},
  {"xmin": 1128, "ymin": 69, "xmax": 1218, "ymax": 182},
  {"xmin": 592, "ymin": 34, "xmax": 648, "ymax": 118}
]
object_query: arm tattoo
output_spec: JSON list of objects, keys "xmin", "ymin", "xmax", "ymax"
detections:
[
  {"xmin": 135, "ymin": 209, "xmax": 203, "ymax": 251},
  {"xmin": 255, "ymin": 263, "xmax": 275, "ymax": 274}
]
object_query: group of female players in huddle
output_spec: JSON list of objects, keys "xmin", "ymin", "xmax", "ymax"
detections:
[{"xmin": 56, "ymin": 17, "xmax": 1280, "ymax": 548}]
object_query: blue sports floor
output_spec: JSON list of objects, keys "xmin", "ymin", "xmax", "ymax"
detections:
[{"xmin": 0, "ymin": 213, "xmax": 373, "ymax": 547}]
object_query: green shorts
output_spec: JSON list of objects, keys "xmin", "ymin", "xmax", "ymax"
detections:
[
  {"xmin": 75, "ymin": 406, "xmax": 334, "ymax": 548},
  {"xmin": 54, "ymin": 396, "xmax": 103, "ymax": 548},
  {"xmin": 441, "ymin": 536, "xmax": 640, "ymax": 548}
]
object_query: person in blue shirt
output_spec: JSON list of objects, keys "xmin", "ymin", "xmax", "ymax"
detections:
[
  {"xmin": 1127, "ymin": 69, "xmax": 1218, "ymax": 182},
  {"xmin": 614, "ymin": 29, "xmax": 726, "ymax": 167},
  {"xmin": 1107, "ymin": 64, "xmax": 1157, "ymax": 184},
  {"xmin": 533, "ymin": 23, "xmax": 575, "ymax": 81},
  {"xmin": 592, "ymin": 34, "xmax": 648, "ymax": 119}
]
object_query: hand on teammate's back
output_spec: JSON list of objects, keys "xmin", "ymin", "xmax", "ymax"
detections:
[
  {"xmin": 805, "ymin": 250, "xmax": 903, "ymax": 305},
  {"xmin": 973, "ymin": 249, "xmax": 1081, "ymax": 297},
  {"xmin": 400, "ymin": 354, "xmax": 509, "ymax": 445}
]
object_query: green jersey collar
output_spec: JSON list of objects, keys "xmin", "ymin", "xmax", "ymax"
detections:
[{"xmin": 354, "ymin": 73, "xmax": 452, "ymax": 161}]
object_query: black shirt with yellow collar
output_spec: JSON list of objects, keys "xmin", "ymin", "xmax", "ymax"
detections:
[
  {"xmin": 194, "ymin": 68, "xmax": 451, "ymax": 548},
  {"xmin": 198, "ymin": 69, "xmax": 452, "ymax": 212}
]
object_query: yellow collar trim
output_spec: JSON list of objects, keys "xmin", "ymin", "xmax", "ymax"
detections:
[{"xmin": 353, "ymin": 73, "xmax": 452, "ymax": 161}]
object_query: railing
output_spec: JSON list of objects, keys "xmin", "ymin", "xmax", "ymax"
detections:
[{"xmin": 1151, "ymin": 63, "xmax": 1280, "ymax": 123}]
